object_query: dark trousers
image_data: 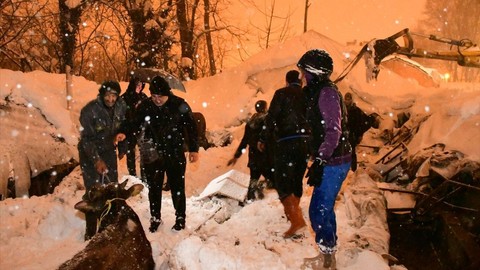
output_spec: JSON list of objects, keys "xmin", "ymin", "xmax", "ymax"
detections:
[
  {"xmin": 126, "ymin": 136, "xmax": 137, "ymax": 176},
  {"xmin": 142, "ymin": 154, "xmax": 187, "ymax": 220},
  {"xmin": 249, "ymin": 163, "xmax": 273, "ymax": 182},
  {"xmin": 274, "ymin": 138, "xmax": 309, "ymax": 200},
  {"xmin": 350, "ymin": 140, "xmax": 358, "ymax": 171}
]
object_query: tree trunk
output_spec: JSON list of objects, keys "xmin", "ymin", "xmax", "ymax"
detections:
[
  {"xmin": 304, "ymin": 0, "xmax": 309, "ymax": 33},
  {"xmin": 203, "ymin": 0, "xmax": 216, "ymax": 76},
  {"xmin": 58, "ymin": 0, "xmax": 84, "ymax": 73},
  {"xmin": 122, "ymin": 0, "xmax": 174, "ymax": 71},
  {"xmin": 176, "ymin": 0, "xmax": 198, "ymax": 80}
]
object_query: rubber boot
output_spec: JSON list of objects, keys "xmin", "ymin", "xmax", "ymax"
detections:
[{"xmin": 281, "ymin": 194, "xmax": 306, "ymax": 238}]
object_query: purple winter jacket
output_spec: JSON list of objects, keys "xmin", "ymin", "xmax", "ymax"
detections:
[{"xmin": 304, "ymin": 80, "xmax": 352, "ymax": 165}]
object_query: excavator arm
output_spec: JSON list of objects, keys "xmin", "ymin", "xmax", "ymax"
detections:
[
  {"xmin": 370, "ymin": 28, "xmax": 480, "ymax": 68},
  {"xmin": 335, "ymin": 28, "xmax": 480, "ymax": 83}
]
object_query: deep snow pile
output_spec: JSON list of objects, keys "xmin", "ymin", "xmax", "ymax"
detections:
[
  {"xmin": 1, "ymin": 29, "xmax": 479, "ymax": 269},
  {"xmin": 0, "ymin": 164, "xmax": 392, "ymax": 270}
]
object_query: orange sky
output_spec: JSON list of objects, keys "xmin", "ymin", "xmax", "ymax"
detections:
[
  {"xmin": 307, "ymin": 0, "xmax": 427, "ymax": 44},
  {"xmin": 237, "ymin": 0, "xmax": 427, "ymax": 45}
]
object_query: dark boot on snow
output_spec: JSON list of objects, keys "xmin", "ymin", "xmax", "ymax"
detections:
[
  {"xmin": 149, "ymin": 217, "xmax": 162, "ymax": 233},
  {"xmin": 172, "ymin": 217, "xmax": 185, "ymax": 231},
  {"xmin": 246, "ymin": 178, "xmax": 259, "ymax": 201}
]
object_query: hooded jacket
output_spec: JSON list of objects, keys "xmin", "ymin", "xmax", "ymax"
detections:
[{"xmin": 121, "ymin": 82, "xmax": 148, "ymax": 136}]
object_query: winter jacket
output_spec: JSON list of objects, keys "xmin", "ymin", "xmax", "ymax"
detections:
[
  {"xmin": 234, "ymin": 112, "xmax": 268, "ymax": 168},
  {"xmin": 121, "ymin": 88, "xmax": 148, "ymax": 137},
  {"xmin": 346, "ymin": 102, "xmax": 371, "ymax": 146},
  {"xmin": 78, "ymin": 96, "xmax": 127, "ymax": 188},
  {"xmin": 303, "ymin": 80, "xmax": 352, "ymax": 165},
  {"xmin": 264, "ymin": 82, "xmax": 310, "ymax": 142},
  {"xmin": 131, "ymin": 95, "xmax": 199, "ymax": 158},
  {"xmin": 78, "ymin": 96, "xmax": 127, "ymax": 163}
]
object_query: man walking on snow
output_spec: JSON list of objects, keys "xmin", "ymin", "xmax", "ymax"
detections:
[
  {"xmin": 228, "ymin": 100, "xmax": 274, "ymax": 201},
  {"xmin": 128, "ymin": 76, "xmax": 199, "ymax": 232},
  {"xmin": 259, "ymin": 70, "xmax": 310, "ymax": 238}
]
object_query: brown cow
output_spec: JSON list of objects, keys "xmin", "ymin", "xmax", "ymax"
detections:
[{"xmin": 58, "ymin": 180, "xmax": 154, "ymax": 270}]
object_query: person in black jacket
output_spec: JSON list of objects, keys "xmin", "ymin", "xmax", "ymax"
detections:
[
  {"xmin": 120, "ymin": 77, "xmax": 148, "ymax": 176},
  {"xmin": 130, "ymin": 76, "xmax": 199, "ymax": 232},
  {"xmin": 227, "ymin": 100, "xmax": 273, "ymax": 201},
  {"xmin": 344, "ymin": 92, "xmax": 379, "ymax": 171},
  {"xmin": 259, "ymin": 70, "xmax": 310, "ymax": 238},
  {"xmin": 78, "ymin": 80, "xmax": 127, "ymax": 240}
]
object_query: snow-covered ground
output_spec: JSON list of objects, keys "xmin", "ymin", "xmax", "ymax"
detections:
[{"xmin": 1, "ymin": 30, "xmax": 479, "ymax": 269}]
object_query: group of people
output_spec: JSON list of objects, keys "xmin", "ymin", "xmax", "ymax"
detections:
[
  {"xmin": 78, "ymin": 49, "xmax": 372, "ymax": 269},
  {"xmin": 78, "ymin": 75, "xmax": 199, "ymax": 239},
  {"xmin": 227, "ymin": 50, "xmax": 375, "ymax": 269}
]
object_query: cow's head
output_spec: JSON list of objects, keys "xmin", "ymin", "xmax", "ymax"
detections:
[{"xmin": 75, "ymin": 180, "xmax": 143, "ymax": 214}]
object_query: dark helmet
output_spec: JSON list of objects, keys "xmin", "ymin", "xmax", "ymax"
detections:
[
  {"xmin": 297, "ymin": 49, "xmax": 333, "ymax": 80},
  {"xmin": 99, "ymin": 80, "xmax": 121, "ymax": 96},
  {"xmin": 149, "ymin": 76, "xmax": 171, "ymax": 96},
  {"xmin": 255, "ymin": 100, "xmax": 267, "ymax": 113}
]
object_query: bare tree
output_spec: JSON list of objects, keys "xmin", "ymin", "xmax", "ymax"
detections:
[
  {"xmin": 177, "ymin": 0, "xmax": 249, "ymax": 78},
  {"xmin": 303, "ymin": 0, "xmax": 310, "ymax": 33},
  {"xmin": 203, "ymin": 0, "xmax": 216, "ymax": 76},
  {"xmin": 0, "ymin": 0, "xmax": 254, "ymax": 82},
  {"xmin": 240, "ymin": 0, "xmax": 293, "ymax": 50},
  {"xmin": 58, "ymin": 0, "xmax": 87, "ymax": 73},
  {"xmin": 0, "ymin": 0, "xmax": 52, "ymax": 71},
  {"xmin": 120, "ymin": 0, "xmax": 175, "ymax": 70},
  {"xmin": 176, "ymin": 0, "xmax": 200, "ymax": 80}
]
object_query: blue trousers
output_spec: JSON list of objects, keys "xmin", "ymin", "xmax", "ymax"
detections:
[{"xmin": 308, "ymin": 162, "xmax": 350, "ymax": 254}]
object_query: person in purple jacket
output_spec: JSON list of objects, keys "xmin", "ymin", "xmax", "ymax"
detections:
[{"xmin": 297, "ymin": 49, "xmax": 352, "ymax": 270}]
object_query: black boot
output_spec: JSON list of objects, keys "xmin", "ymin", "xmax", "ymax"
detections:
[
  {"xmin": 247, "ymin": 179, "xmax": 259, "ymax": 201},
  {"xmin": 256, "ymin": 180, "xmax": 265, "ymax": 199},
  {"xmin": 149, "ymin": 217, "xmax": 162, "ymax": 233},
  {"xmin": 172, "ymin": 217, "xmax": 185, "ymax": 231}
]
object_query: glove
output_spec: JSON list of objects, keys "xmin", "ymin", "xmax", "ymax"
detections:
[
  {"xmin": 95, "ymin": 159, "xmax": 108, "ymax": 175},
  {"xmin": 305, "ymin": 158, "xmax": 326, "ymax": 187}
]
